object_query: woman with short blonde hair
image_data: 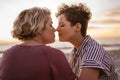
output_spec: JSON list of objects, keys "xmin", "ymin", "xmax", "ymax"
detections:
[
  {"xmin": 12, "ymin": 7, "xmax": 51, "ymax": 41},
  {"xmin": 0, "ymin": 7, "xmax": 76, "ymax": 80}
]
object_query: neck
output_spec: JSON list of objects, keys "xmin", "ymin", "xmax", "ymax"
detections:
[
  {"xmin": 31, "ymin": 38, "xmax": 44, "ymax": 44},
  {"xmin": 21, "ymin": 39, "xmax": 44, "ymax": 46},
  {"xmin": 71, "ymin": 36, "xmax": 85, "ymax": 50}
]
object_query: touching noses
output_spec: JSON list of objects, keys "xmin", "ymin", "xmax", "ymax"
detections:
[
  {"xmin": 56, "ymin": 26, "xmax": 60, "ymax": 32},
  {"xmin": 52, "ymin": 27, "xmax": 56, "ymax": 32}
]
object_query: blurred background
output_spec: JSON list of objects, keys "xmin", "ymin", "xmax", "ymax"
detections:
[
  {"xmin": 0, "ymin": 0, "xmax": 120, "ymax": 79},
  {"xmin": 0, "ymin": 0, "xmax": 120, "ymax": 53}
]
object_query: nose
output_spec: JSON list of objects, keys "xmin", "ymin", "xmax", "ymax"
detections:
[
  {"xmin": 52, "ymin": 27, "xmax": 56, "ymax": 32},
  {"xmin": 56, "ymin": 26, "xmax": 60, "ymax": 32}
]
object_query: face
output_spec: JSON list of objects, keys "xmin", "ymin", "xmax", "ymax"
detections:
[
  {"xmin": 56, "ymin": 14, "xmax": 76, "ymax": 42},
  {"xmin": 40, "ymin": 16, "xmax": 55, "ymax": 44}
]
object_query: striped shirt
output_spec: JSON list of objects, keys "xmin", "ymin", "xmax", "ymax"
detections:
[{"xmin": 69, "ymin": 35, "xmax": 118, "ymax": 80}]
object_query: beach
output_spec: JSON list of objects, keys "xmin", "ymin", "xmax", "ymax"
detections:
[{"xmin": 108, "ymin": 49, "xmax": 120, "ymax": 79}]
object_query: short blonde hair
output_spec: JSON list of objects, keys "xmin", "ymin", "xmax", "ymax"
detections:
[{"xmin": 12, "ymin": 7, "xmax": 51, "ymax": 41}]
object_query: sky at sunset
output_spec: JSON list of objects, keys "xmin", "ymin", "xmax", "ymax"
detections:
[{"xmin": 0, "ymin": 0, "xmax": 120, "ymax": 42}]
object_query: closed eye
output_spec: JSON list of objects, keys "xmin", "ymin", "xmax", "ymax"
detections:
[{"xmin": 59, "ymin": 23, "xmax": 64, "ymax": 27}]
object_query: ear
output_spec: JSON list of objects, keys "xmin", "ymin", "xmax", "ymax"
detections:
[{"xmin": 75, "ymin": 23, "xmax": 81, "ymax": 32}]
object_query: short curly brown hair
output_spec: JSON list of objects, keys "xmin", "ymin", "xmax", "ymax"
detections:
[
  {"xmin": 56, "ymin": 3, "xmax": 92, "ymax": 37},
  {"xmin": 12, "ymin": 7, "xmax": 51, "ymax": 41}
]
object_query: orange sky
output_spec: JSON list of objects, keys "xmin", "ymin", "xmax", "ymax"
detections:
[
  {"xmin": 0, "ymin": 26, "xmax": 120, "ymax": 44},
  {"xmin": 87, "ymin": 27, "xmax": 120, "ymax": 39},
  {"xmin": 0, "ymin": 0, "xmax": 120, "ymax": 43},
  {"xmin": 87, "ymin": 9, "xmax": 120, "ymax": 39}
]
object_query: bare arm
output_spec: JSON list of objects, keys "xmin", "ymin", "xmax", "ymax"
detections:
[{"xmin": 78, "ymin": 68, "xmax": 99, "ymax": 80}]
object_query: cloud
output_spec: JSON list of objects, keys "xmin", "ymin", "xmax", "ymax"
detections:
[
  {"xmin": 105, "ymin": 6, "xmax": 120, "ymax": 16},
  {"xmin": 87, "ymin": 26, "xmax": 120, "ymax": 38},
  {"xmin": 90, "ymin": 9, "xmax": 120, "ymax": 24},
  {"xmin": 90, "ymin": 19, "xmax": 120, "ymax": 24}
]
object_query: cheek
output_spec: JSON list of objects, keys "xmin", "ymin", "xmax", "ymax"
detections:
[
  {"xmin": 43, "ymin": 34, "xmax": 55, "ymax": 44},
  {"xmin": 59, "ymin": 32, "xmax": 71, "ymax": 41},
  {"xmin": 47, "ymin": 31, "xmax": 55, "ymax": 40},
  {"xmin": 60, "ymin": 29, "xmax": 75, "ymax": 41},
  {"xmin": 62, "ymin": 28, "xmax": 73, "ymax": 36}
]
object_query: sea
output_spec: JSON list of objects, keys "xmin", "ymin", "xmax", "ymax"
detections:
[{"xmin": 0, "ymin": 38, "xmax": 120, "ymax": 57}]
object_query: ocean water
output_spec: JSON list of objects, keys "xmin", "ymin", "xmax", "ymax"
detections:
[{"xmin": 0, "ymin": 38, "xmax": 120, "ymax": 57}]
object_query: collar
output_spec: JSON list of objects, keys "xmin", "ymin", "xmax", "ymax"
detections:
[{"xmin": 73, "ymin": 35, "xmax": 92, "ymax": 57}]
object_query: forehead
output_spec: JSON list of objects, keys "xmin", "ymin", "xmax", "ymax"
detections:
[{"xmin": 58, "ymin": 14, "xmax": 67, "ymax": 22}]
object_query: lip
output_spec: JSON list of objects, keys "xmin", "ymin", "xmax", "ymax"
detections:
[{"xmin": 58, "ymin": 33, "xmax": 62, "ymax": 37}]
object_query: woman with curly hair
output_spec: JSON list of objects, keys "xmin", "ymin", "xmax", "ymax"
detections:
[{"xmin": 56, "ymin": 3, "xmax": 118, "ymax": 80}]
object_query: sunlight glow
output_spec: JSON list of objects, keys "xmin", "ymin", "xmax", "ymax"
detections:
[{"xmin": 0, "ymin": 0, "xmax": 120, "ymax": 41}]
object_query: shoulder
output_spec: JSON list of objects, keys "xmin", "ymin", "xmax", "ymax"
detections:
[
  {"xmin": 43, "ymin": 46, "xmax": 69, "ymax": 65},
  {"xmin": 1, "ymin": 45, "xmax": 19, "ymax": 65},
  {"xmin": 83, "ymin": 37, "xmax": 106, "ymax": 60},
  {"xmin": 45, "ymin": 46, "xmax": 65, "ymax": 56},
  {"xmin": 3, "ymin": 45, "xmax": 18, "ymax": 57},
  {"xmin": 40, "ymin": 45, "xmax": 65, "ymax": 56},
  {"xmin": 43, "ymin": 45, "xmax": 62, "ymax": 52},
  {"xmin": 80, "ymin": 36, "xmax": 105, "ymax": 57},
  {"xmin": 80, "ymin": 37, "xmax": 109, "ymax": 65}
]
